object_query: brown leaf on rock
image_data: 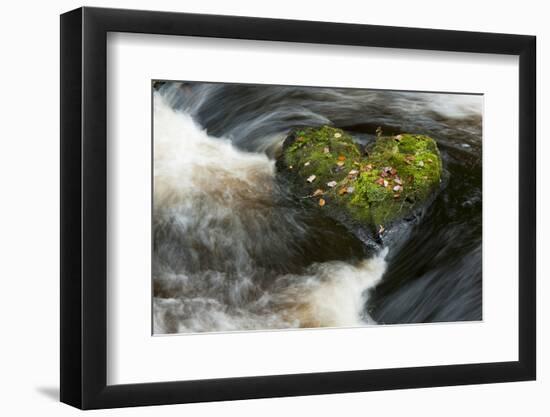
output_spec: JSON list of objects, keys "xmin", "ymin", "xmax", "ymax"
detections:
[{"xmin": 404, "ymin": 155, "xmax": 415, "ymax": 165}]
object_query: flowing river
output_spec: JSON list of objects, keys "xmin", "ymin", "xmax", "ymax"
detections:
[{"xmin": 152, "ymin": 82, "xmax": 482, "ymax": 334}]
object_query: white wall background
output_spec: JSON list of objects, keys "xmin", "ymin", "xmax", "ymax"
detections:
[{"xmin": 0, "ymin": 0, "xmax": 546, "ymax": 415}]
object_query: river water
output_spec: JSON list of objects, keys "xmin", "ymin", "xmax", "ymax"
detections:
[{"xmin": 153, "ymin": 81, "xmax": 482, "ymax": 334}]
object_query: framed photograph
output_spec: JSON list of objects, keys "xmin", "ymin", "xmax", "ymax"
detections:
[{"xmin": 60, "ymin": 6, "xmax": 536, "ymax": 409}]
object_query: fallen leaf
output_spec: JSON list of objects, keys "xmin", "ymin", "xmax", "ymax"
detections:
[
  {"xmin": 395, "ymin": 134, "xmax": 403, "ymax": 141},
  {"xmin": 338, "ymin": 188, "xmax": 347, "ymax": 195},
  {"xmin": 390, "ymin": 168, "xmax": 397, "ymax": 175},
  {"xmin": 336, "ymin": 161, "xmax": 345, "ymax": 167},
  {"xmin": 319, "ymin": 198, "xmax": 326, "ymax": 207},
  {"xmin": 313, "ymin": 189, "xmax": 324, "ymax": 197},
  {"xmin": 383, "ymin": 180, "xmax": 389, "ymax": 188},
  {"xmin": 307, "ymin": 175, "xmax": 316, "ymax": 183},
  {"xmin": 304, "ymin": 161, "xmax": 311, "ymax": 167},
  {"xmin": 393, "ymin": 185, "xmax": 403, "ymax": 192},
  {"xmin": 323, "ymin": 147, "xmax": 330, "ymax": 154},
  {"xmin": 375, "ymin": 178, "xmax": 385, "ymax": 186},
  {"xmin": 338, "ymin": 155, "xmax": 346, "ymax": 161},
  {"xmin": 378, "ymin": 224, "xmax": 385, "ymax": 235},
  {"xmin": 364, "ymin": 164, "xmax": 373, "ymax": 171},
  {"xmin": 348, "ymin": 170, "xmax": 359, "ymax": 180},
  {"xmin": 334, "ymin": 133, "xmax": 342, "ymax": 138},
  {"xmin": 393, "ymin": 193, "xmax": 401, "ymax": 199},
  {"xmin": 394, "ymin": 176, "xmax": 402, "ymax": 185},
  {"xmin": 327, "ymin": 181, "xmax": 338, "ymax": 188}
]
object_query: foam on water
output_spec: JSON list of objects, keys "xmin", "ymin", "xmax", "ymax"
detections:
[{"xmin": 153, "ymin": 93, "xmax": 388, "ymax": 333}]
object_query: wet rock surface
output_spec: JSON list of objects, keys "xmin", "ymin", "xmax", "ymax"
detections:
[{"xmin": 276, "ymin": 126, "xmax": 443, "ymax": 236}]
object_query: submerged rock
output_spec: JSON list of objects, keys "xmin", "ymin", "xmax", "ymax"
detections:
[{"xmin": 276, "ymin": 126, "xmax": 442, "ymax": 233}]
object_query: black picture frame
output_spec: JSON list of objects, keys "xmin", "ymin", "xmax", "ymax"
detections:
[{"xmin": 60, "ymin": 6, "xmax": 536, "ymax": 410}]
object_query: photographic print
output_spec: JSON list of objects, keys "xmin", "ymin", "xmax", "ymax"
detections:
[{"xmin": 152, "ymin": 81, "xmax": 482, "ymax": 335}]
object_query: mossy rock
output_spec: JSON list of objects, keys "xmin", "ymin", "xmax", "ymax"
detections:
[{"xmin": 277, "ymin": 126, "xmax": 442, "ymax": 231}]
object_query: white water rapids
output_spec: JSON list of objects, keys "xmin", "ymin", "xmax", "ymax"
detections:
[{"xmin": 153, "ymin": 93, "xmax": 388, "ymax": 334}]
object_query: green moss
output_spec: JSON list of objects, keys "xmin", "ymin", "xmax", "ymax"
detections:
[
  {"xmin": 284, "ymin": 126, "xmax": 362, "ymax": 186},
  {"xmin": 280, "ymin": 127, "xmax": 442, "ymax": 229},
  {"xmin": 349, "ymin": 134, "xmax": 442, "ymax": 225}
]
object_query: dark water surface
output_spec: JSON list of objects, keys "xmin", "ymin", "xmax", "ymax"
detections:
[{"xmin": 153, "ymin": 82, "xmax": 482, "ymax": 333}]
